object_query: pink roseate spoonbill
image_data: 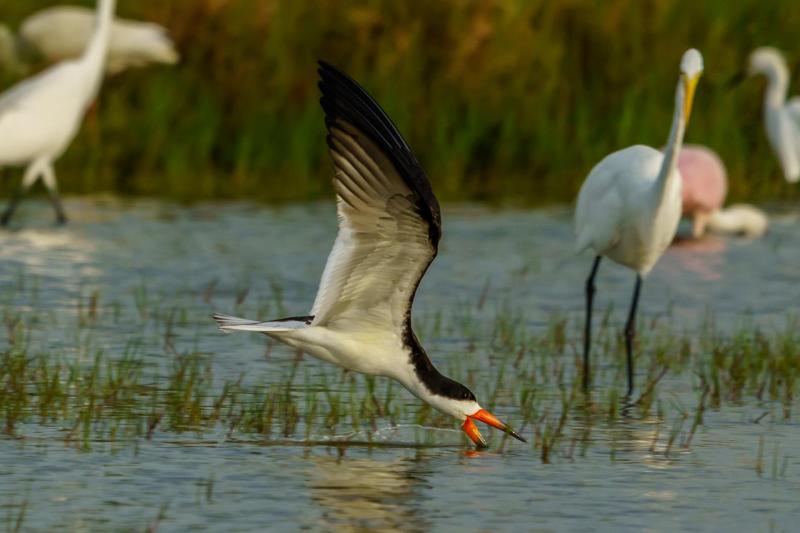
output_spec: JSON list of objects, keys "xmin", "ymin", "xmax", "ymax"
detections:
[
  {"xmin": 575, "ymin": 49, "xmax": 703, "ymax": 395},
  {"xmin": 0, "ymin": 5, "xmax": 178, "ymax": 75},
  {"xmin": 747, "ymin": 47, "xmax": 800, "ymax": 183},
  {"xmin": 213, "ymin": 61, "xmax": 526, "ymax": 449},
  {"xmin": 677, "ymin": 145, "xmax": 727, "ymax": 237},
  {"xmin": 0, "ymin": 0, "xmax": 116, "ymax": 226},
  {"xmin": 677, "ymin": 145, "xmax": 768, "ymax": 238}
]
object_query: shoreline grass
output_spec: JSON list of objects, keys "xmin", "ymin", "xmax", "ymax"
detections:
[
  {"xmin": 1, "ymin": 279, "xmax": 797, "ymax": 460},
  {"xmin": 2, "ymin": 1, "xmax": 800, "ymax": 204}
]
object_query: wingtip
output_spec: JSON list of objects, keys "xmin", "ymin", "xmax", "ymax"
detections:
[
  {"xmin": 317, "ymin": 60, "xmax": 340, "ymax": 81},
  {"xmin": 314, "ymin": 57, "xmax": 443, "ymax": 245}
]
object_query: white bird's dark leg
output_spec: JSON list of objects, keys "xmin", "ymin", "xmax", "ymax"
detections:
[
  {"xmin": 1, "ymin": 163, "xmax": 40, "ymax": 226},
  {"xmin": 1, "ymin": 187, "xmax": 24, "ymax": 227},
  {"xmin": 623, "ymin": 275, "xmax": 643, "ymax": 396},
  {"xmin": 583, "ymin": 255, "xmax": 602, "ymax": 390},
  {"xmin": 41, "ymin": 163, "xmax": 67, "ymax": 225}
]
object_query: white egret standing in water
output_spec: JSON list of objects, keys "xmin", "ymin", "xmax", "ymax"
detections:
[
  {"xmin": 575, "ymin": 49, "xmax": 704, "ymax": 395},
  {"xmin": 747, "ymin": 47, "xmax": 800, "ymax": 183},
  {"xmin": 0, "ymin": 5, "xmax": 178, "ymax": 75},
  {"xmin": 0, "ymin": 0, "xmax": 116, "ymax": 225}
]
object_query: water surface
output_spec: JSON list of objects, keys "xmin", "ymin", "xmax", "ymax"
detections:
[{"xmin": 0, "ymin": 199, "xmax": 798, "ymax": 532}]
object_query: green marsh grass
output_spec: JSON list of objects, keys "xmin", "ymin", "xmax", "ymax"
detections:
[
  {"xmin": 2, "ymin": 0, "xmax": 800, "ymax": 203},
  {"xmin": 0, "ymin": 272, "xmax": 798, "ymax": 461}
]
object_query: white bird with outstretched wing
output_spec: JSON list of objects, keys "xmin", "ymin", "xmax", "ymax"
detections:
[{"xmin": 213, "ymin": 61, "xmax": 524, "ymax": 448}]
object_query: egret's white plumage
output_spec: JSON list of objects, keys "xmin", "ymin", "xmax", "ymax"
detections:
[
  {"xmin": 214, "ymin": 62, "xmax": 524, "ymax": 449},
  {"xmin": 21, "ymin": 6, "xmax": 178, "ymax": 75},
  {"xmin": 0, "ymin": 5, "xmax": 178, "ymax": 75},
  {"xmin": 748, "ymin": 47, "xmax": 800, "ymax": 183},
  {"xmin": 575, "ymin": 49, "xmax": 704, "ymax": 394},
  {"xmin": 0, "ymin": 0, "xmax": 116, "ymax": 225},
  {"xmin": 575, "ymin": 145, "xmax": 682, "ymax": 274}
]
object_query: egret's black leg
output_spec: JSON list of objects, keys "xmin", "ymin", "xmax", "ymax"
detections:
[
  {"xmin": 41, "ymin": 164, "xmax": 67, "ymax": 225},
  {"xmin": 1, "ymin": 186, "xmax": 25, "ymax": 227},
  {"xmin": 583, "ymin": 256, "xmax": 602, "ymax": 390},
  {"xmin": 624, "ymin": 275, "xmax": 643, "ymax": 397},
  {"xmin": 47, "ymin": 190, "xmax": 68, "ymax": 225},
  {"xmin": 2, "ymin": 164, "xmax": 41, "ymax": 227}
]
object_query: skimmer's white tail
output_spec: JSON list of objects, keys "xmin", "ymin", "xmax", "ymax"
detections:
[{"xmin": 212, "ymin": 314, "xmax": 312, "ymax": 333}]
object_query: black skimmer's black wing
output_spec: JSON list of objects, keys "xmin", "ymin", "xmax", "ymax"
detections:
[{"xmin": 312, "ymin": 61, "xmax": 442, "ymax": 329}]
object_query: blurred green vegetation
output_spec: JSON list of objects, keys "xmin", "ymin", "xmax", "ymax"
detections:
[{"xmin": 2, "ymin": 0, "xmax": 800, "ymax": 204}]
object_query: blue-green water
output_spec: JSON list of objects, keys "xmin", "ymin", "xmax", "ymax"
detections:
[{"xmin": 0, "ymin": 199, "xmax": 798, "ymax": 532}]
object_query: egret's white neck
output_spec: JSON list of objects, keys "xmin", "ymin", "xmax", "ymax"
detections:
[
  {"xmin": 654, "ymin": 77, "xmax": 688, "ymax": 200},
  {"xmin": 80, "ymin": 0, "xmax": 116, "ymax": 100},
  {"xmin": 761, "ymin": 60, "xmax": 789, "ymax": 109}
]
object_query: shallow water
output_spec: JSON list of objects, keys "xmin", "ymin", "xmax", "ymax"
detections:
[{"xmin": 0, "ymin": 198, "xmax": 798, "ymax": 532}]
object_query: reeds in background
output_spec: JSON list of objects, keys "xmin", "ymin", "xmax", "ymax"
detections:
[{"xmin": 1, "ymin": 0, "xmax": 799, "ymax": 204}]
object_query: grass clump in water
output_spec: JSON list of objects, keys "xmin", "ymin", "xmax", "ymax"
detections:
[{"xmin": 0, "ymin": 274, "xmax": 798, "ymax": 460}]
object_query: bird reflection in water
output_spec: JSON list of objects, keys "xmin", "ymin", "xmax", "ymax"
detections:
[
  {"xmin": 668, "ymin": 234, "xmax": 728, "ymax": 281},
  {"xmin": 573, "ymin": 392, "xmax": 683, "ymax": 471},
  {"xmin": 306, "ymin": 453, "xmax": 429, "ymax": 532}
]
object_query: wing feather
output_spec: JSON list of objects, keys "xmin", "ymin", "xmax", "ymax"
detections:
[{"xmin": 311, "ymin": 61, "xmax": 441, "ymax": 331}]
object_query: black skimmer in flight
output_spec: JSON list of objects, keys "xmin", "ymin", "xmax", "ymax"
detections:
[{"xmin": 213, "ymin": 61, "xmax": 526, "ymax": 449}]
